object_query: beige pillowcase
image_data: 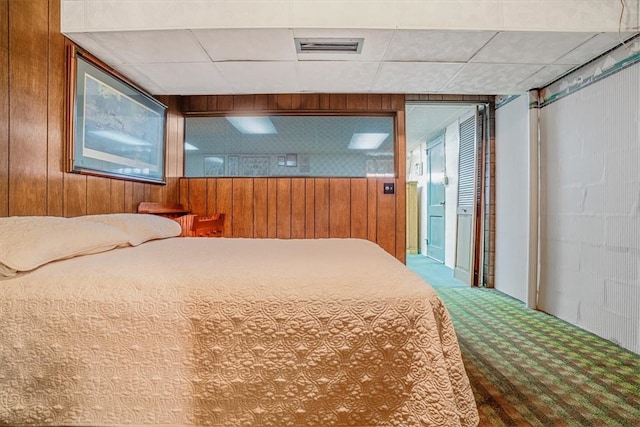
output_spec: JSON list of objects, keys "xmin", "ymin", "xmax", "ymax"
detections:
[
  {"xmin": 80, "ymin": 213, "xmax": 182, "ymax": 246},
  {"xmin": 0, "ymin": 216, "xmax": 130, "ymax": 275}
]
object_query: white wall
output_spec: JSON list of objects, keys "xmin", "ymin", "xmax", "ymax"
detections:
[
  {"xmin": 538, "ymin": 61, "xmax": 640, "ymax": 354},
  {"xmin": 495, "ymin": 95, "xmax": 531, "ymax": 303}
]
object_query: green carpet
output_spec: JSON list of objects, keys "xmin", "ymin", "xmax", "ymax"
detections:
[{"xmin": 407, "ymin": 255, "xmax": 640, "ymax": 427}]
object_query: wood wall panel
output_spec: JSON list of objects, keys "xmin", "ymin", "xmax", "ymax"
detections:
[
  {"xmin": 329, "ymin": 179, "xmax": 350, "ymax": 238},
  {"xmin": 276, "ymin": 178, "xmax": 291, "ymax": 239},
  {"xmin": 267, "ymin": 178, "xmax": 277, "ymax": 238},
  {"xmin": 291, "ymin": 179, "xmax": 306, "ymax": 239},
  {"xmin": 110, "ymin": 179, "xmax": 125, "ymax": 213},
  {"xmin": 0, "ymin": 1, "xmax": 180, "ymax": 219},
  {"xmin": 47, "ymin": 0, "xmax": 64, "ymax": 216},
  {"xmin": 179, "ymin": 93, "xmax": 406, "ymax": 260},
  {"xmin": 350, "ymin": 178, "xmax": 368, "ymax": 239},
  {"xmin": 0, "ymin": 0, "xmax": 8, "ymax": 217},
  {"xmin": 232, "ymin": 178, "xmax": 254, "ymax": 238},
  {"xmin": 376, "ymin": 178, "xmax": 397, "ymax": 257},
  {"xmin": 86, "ymin": 176, "xmax": 111, "ymax": 214},
  {"xmin": 9, "ymin": 0, "xmax": 48, "ymax": 216},
  {"xmin": 304, "ymin": 179, "xmax": 315, "ymax": 238},
  {"xmin": 314, "ymin": 178, "xmax": 330, "ymax": 238},
  {"xmin": 215, "ymin": 178, "xmax": 233, "ymax": 237},
  {"xmin": 180, "ymin": 177, "xmax": 403, "ymax": 257},
  {"xmin": 367, "ymin": 179, "xmax": 378, "ymax": 242},
  {"xmin": 253, "ymin": 178, "xmax": 268, "ymax": 238}
]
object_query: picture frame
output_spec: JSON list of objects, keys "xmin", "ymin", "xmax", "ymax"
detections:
[{"xmin": 67, "ymin": 47, "xmax": 167, "ymax": 184}]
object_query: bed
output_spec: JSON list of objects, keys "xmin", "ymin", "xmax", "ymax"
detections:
[{"xmin": 0, "ymin": 214, "xmax": 479, "ymax": 427}]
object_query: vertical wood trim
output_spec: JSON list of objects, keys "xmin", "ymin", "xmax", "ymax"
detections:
[
  {"xmin": 395, "ymin": 107, "xmax": 407, "ymax": 262},
  {"xmin": 276, "ymin": 178, "xmax": 291, "ymax": 238},
  {"xmin": 329, "ymin": 178, "xmax": 351, "ymax": 238},
  {"xmin": 0, "ymin": 0, "xmax": 9, "ymax": 217},
  {"xmin": 253, "ymin": 178, "xmax": 268, "ymax": 238},
  {"xmin": 304, "ymin": 178, "xmax": 315, "ymax": 238},
  {"xmin": 216, "ymin": 178, "xmax": 233, "ymax": 237},
  {"xmin": 314, "ymin": 178, "xmax": 330, "ymax": 238},
  {"xmin": 9, "ymin": 0, "xmax": 48, "ymax": 215},
  {"xmin": 232, "ymin": 177, "xmax": 254, "ymax": 237},
  {"xmin": 350, "ymin": 178, "xmax": 368, "ymax": 239},
  {"xmin": 267, "ymin": 178, "xmax": 277, "ymax": 238},
  {"xmin": 291, "ymin": 178, "xmax": 306, "ymax": 238}
]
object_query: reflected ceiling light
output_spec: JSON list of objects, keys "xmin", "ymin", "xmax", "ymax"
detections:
[
  {"xmin": 226, "ymin": 116, "xmax": 277, "ymax": 134},
  {"xmin": 184, "ymin": 142, "xmax": 199, "ymax": 151},
  {"xmin": 89, "ymin": 130, "xmax": 152, "ymax": 146},
  {"xmin": 348, "ymin": 133, "xmax": 389, "ymax": 150}
]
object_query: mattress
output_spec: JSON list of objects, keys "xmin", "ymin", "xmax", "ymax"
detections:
[{"xmin": 0, "ymin": 237, "xmax": 478, "ymax": 426}]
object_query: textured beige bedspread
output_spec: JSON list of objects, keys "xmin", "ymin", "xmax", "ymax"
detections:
[{"xmin": 0, "ymin": 238, "xmax": 478, "ymax": 426}]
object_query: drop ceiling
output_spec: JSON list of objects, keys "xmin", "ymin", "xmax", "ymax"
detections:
[{"xmin": 65, "ymin": 28, "xmax": 639, "ymax": 96}]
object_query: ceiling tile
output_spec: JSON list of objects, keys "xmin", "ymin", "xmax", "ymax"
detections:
[
  {"xmin": 554, "ymin": 32, "xmax": 639, "ymax": 65},
  {"xmin": 66, "ymin": 33, "xmax": 127, "ymax": 66},
  {"xmin": 373, "ymin": 62, "xmax": 464, "ymax": 93},
  {"xmin": 216, "ymin": 62, "xmax": 300, "ymax": 94},
  {"xmin": 471, "ymin": 31, "xmax": 595, "ymax": 64},
  {"xmin": 385, "ymin": 30, "xmax": 496, "ymax": 62},
  {"xmin": 298, "ymin": 61, "xmax": 380, "ymax": 92},
  {"xmin": 292, "ymin": 28, "xmax": 394, "ymax": 61},
  {"xmin": 133, "ymin": 62, "xmax": 233, "ymax": 95},
  {"xmin": 90, "ymin": 30, "xmax": 210, "ymax": 64},
  {"xmin": 514, "ymin": 64, "xmax": 576, "ymax": 92},
  {"xmin": 442, "ymin": 63, "xmax": 543, "ymax": 94},
  {"xmin": 192, "ymin": 29, "xmax": 297, "ymax": 61}
]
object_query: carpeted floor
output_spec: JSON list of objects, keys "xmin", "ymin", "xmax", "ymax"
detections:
[{"xmin": 407, "ymin": 255, "xmax": 640, "ymax": 427}]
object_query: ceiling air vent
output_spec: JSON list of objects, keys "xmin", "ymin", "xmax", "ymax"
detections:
[{"xmin": 295, "ymin": 38, "xmax": 364, "ymax": 54}]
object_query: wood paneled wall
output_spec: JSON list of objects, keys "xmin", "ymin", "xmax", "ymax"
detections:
[
  {"xmin": 180, "ymin": 94, "xmax": 406, "ymax": 261},
  {"xmin": 0, "ymin": 0, "xmax": 181, "ymax": 218}
]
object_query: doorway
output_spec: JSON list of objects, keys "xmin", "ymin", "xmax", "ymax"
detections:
[{"xmin": 405, "ymin": 102, "xmax": 488, "ymax": 287}]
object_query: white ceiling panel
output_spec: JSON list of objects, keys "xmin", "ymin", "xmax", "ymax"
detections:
[
  {"xmin": 134, "ymin": 62, "xmax": 233, "ymax": 95},
  {"xmin": 471, "ymin": 31, "xmax": 596, "ymax": 64},
  {"xmin": 192, "ymin": 29, "xmax": 298, "ymax": 61},
  {"xmin": 292, "ymin": 28, "xmax": 395, "ymax": 61},
  {"xmin": 216, "ymin": 62, "xmax": 300, "ymax": 94},
  {"xmin": 64, "ymin": 24, "xmax": 638, "ymax": 96},
  {"xmin": 443, "ymin": 63, "xmax": 543, "ymax": 94},
  {"xmin": 373, "ymin": 62, "xmax": 464, "ymax": 93},
  {"xmin": 554, "ymin": 32, "xmax": 638, "ymax": 65},
  {"xmin": 298, "ymin": 62, "xmax": 381, "ymax": 92},
  {"xmin": 513, "ymin": 64, "xmax": 576, "ymax": 92},
  {"xmin": 90, "ymin": 30, "xmax": 210, "ymax": 64},
  {"xmin": 385, "ymin": 30, "xmax": 496, "ymax": 62},
  {"xmin": 66, "ymin": 33, "xmax": 127, "ymax": 66}
]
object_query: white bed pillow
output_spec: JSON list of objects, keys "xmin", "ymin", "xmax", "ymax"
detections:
[
  {"xmin": 81, "ymin": 213, "xmax": 182, "ymax": 246},
  {"xmin": 0, "ymin": 216, "xmax": 130, "ymax": 275}
]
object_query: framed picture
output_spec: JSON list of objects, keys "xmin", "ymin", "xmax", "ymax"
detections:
[
  {"xmin": 67, "ymin": 47, "xmax": 167, "ymax": 184},
  {"xmin": 285, "ymin": 153, "xmax": 297, "ymax": 167},
  {"xmin": 204, "ymin": 156, "xmax": 225, "ymax": 176}
]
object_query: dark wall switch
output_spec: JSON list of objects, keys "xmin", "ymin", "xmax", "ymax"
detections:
[{"xmin": 383, "ymin": 182, "xmax": 395, "ymax": 194}]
